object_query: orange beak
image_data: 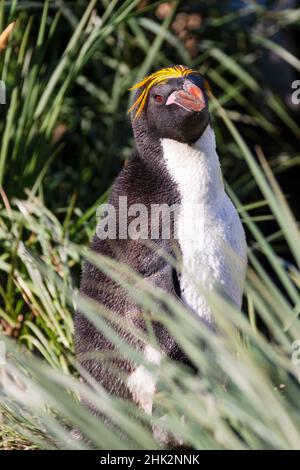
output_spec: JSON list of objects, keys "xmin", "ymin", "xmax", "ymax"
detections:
[{"xmin": 165, "ymin": 80, "xmax": 206, "ymax": 113}]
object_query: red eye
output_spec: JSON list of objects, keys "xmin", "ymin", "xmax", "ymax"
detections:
[{"xmin": 154, "ymin": 95, "xmax": 163, "ymax": 103}]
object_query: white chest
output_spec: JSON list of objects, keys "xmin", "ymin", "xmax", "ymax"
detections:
[{"xmin": 161, "ymin": 126, "xmax": 247, "ymax": 324}]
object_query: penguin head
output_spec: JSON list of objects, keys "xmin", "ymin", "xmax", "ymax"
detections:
[{"xmin": 129, "ymin": 65, "xmax": 211, "ymax": 145}]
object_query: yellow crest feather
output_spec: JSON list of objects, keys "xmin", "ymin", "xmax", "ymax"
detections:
[{"xmin": 128, "ymin": 65, "xmax": 197, "ymax": 119}]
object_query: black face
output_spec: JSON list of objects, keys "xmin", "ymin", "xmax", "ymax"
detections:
[{"xmin": 132, "ymin": 73, "xmax": 210, "ymax": 145}]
